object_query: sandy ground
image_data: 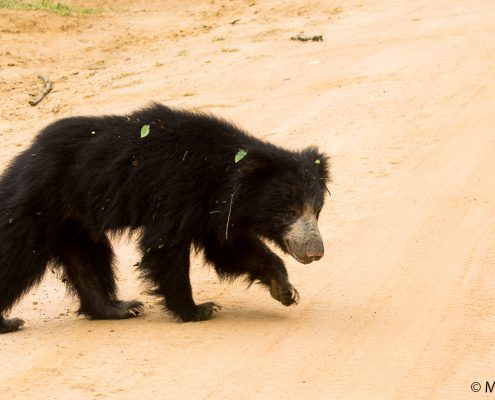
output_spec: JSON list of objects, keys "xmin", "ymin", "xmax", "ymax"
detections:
[{"xmin": 1, "ymin": 0, "xmax": 495, "ymax": 398}]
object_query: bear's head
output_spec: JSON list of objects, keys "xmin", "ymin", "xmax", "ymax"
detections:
[{"xmin": 234, "ymin": 146, "xmax": 330, "ymax": 264}]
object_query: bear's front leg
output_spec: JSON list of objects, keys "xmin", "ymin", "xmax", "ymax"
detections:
[
  {"xmin": 203, "ymin": 235, "xmax": 299, "ymax": 306},
  {"xmin": 140, "ymin": 245, "xmax": 221, "ymax": 322},
  {"xmin": 253, "ymin": 247, "xmax": 300, "ymax": 307}
]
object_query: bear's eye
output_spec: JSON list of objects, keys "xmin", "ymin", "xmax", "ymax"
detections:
[{"xmin": 287, "ymin": 208, "xmax": 298, "ymax": 218}]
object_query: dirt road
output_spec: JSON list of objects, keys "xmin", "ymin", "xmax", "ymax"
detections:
[{"xmin": 1, "ymin": 1, "xmax": 495, "ymax": 398}]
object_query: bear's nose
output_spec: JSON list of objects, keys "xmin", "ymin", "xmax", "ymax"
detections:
[
  {"xmin": 307, "ymin": 251, "xmax": 323, "ymax": 261},
  {"xmin": 306, "ymin": 241, "xmax": 324, "ymax": 261}
]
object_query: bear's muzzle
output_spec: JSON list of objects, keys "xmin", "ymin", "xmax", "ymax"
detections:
[{"xmin": 283, "ymin": 208, "xmax": 324, "ymax": 264}]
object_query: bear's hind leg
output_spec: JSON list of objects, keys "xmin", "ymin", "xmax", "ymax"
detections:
[
  {"xmin": 53, "ymin": 219, "xmax": 143, "ymax": 320},
  {"xmin": 0, "ymin": 243, "xmax": 50, "ymax": 333}
]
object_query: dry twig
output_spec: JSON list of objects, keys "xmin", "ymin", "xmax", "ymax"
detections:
[
  {"xmin": 29, "ymin": 74, "xmax": 52, "ymax": 106},
  {"xmin": 290, "ymin": 34, "xmax": 323, "ymax": 42},
  {"xmin": 225, "ymin": 185, "xmax": 240, "ymax": 240}
]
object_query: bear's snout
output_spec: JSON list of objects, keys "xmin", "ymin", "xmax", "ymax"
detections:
[{"xmin": 284, "ymin": 211, "xmax": 325, "ymax": 264}]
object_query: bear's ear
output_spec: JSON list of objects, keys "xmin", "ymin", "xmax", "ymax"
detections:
[
  {"xmin": 235, "ymin": 151, "xmax": 274, "ymax": 182},
  {"xmin": 302, "ymin": 146, "xmax": 331, "ymax": 183}
]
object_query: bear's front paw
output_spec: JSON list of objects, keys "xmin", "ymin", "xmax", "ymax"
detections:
[
  {"xmin": 269, "ymin": 279, "xmax": 299, "ymax": 306},
  {"xmin": 118, "ymin": 300, "xmax": 144, "ymax": 317},
  {"xmin": 195, "ymin": 302, "xmax": 222, "ymax": 321},
  {"xmin": 180, "ymin": 302, "xmax": 222, "ymax": 322}
]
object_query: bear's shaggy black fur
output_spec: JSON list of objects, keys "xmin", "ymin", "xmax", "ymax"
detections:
[{"xmin": 0, "ymin": 103, "xmax": 330, "ymax": 333}]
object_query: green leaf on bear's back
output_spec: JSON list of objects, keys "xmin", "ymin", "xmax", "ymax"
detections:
[
  {"xmin": 140, "ymin": 124, "xmax": 150, "ymax": 139},
  {"xmin": 314, "ymin": 159, "xmax": 321, "ymax": 164},
  {"xmin": 235, "ymin": 149, "xmax": 247, "ymax": 163}
]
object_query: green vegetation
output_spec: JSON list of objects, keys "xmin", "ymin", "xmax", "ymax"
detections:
[
  {"xmin": 235, "ymin": 149, "xmax": 247, "ymax": 163},
  {"xmin": 0, "ymin": 0, "xmax": 100, "ymax": 16},
  {"xmin": 140, "ymin": 125, "xmax": 150, "ymax": 139}
]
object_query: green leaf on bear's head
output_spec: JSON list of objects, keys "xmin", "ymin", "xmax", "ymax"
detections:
[
  {"xmin": 235, "ymin": 149, "xmax": 248, "ymax": 163},
  {"xmin": 140, "ymin": 124, "xmax": 150, "ymax": 139},
  {"xmin": 314, "ymin": 159, "xmax": 321, "ymax": 164}
]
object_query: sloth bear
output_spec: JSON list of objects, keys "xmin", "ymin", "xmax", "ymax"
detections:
[{"xmin": 0, "ymin": 103, "xmax": 330, "ymax": 333}]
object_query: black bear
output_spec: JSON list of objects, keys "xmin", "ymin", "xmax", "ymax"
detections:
[{"xmin": 0, "ymin": 103, "xmax": 330, "ymax": 333}]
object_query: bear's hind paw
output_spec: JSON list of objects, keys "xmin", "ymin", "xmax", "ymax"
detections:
[{"xmin": 0, "ymin": 317, "xmax": 25, "ymax": 334}]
